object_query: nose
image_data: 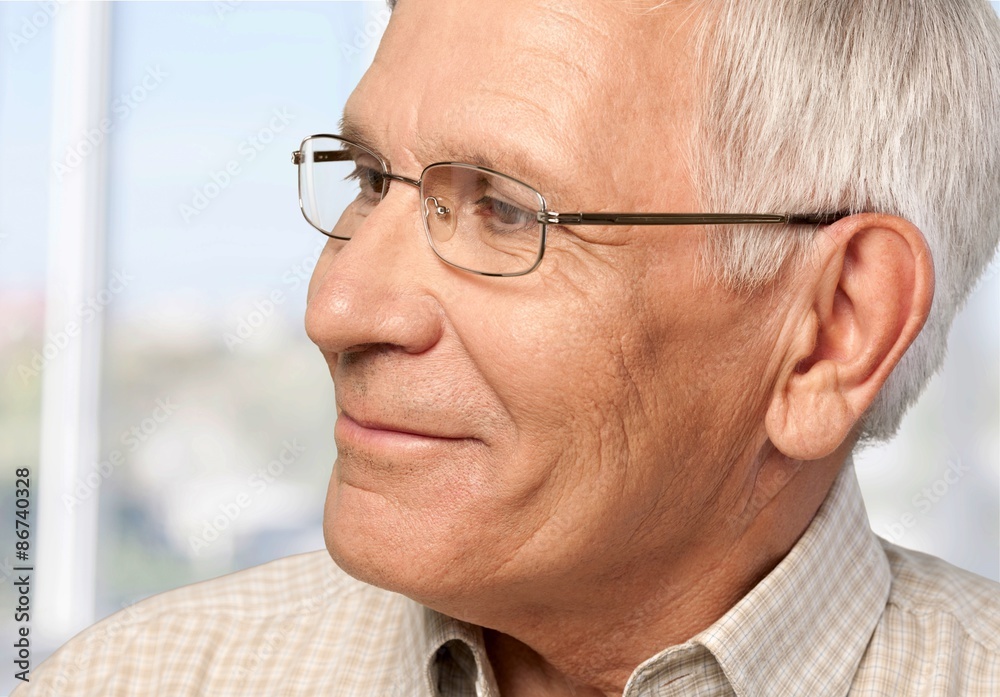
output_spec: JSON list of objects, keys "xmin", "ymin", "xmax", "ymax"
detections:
[{"xmin": 305, "ymin": 192, "xmax": 445, "ymax": 357}]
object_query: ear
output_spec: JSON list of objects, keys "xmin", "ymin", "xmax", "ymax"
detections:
[{"xmin": 765, "ymin": 214, "xmax": 935, "ymax": 460}]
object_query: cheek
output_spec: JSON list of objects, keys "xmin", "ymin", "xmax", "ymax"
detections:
[
  {"xmin": 462, "ymin": 261, "xmax": 752, "ymax": 508},
  {"xmin": 466, "ymin": 282, "xmax": 650, "ymax": 492},
  {"xmin": 451, "ymin": 285, "xmax": 719, "ymax": 573}
]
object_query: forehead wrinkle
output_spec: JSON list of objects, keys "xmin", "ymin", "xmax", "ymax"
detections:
[
  {"xmin": 357, "ymin": 0, "xmax": 654, "ymax": 207},
  {"xmin": 342, "ymin": 94, "xmax": 581, "ymax": 206},
  {"xmin": 520, "ymin": 45, "xmax": 595, "ymax": 88},
  {"xmin": 525, "ymin": 5, "xmax": 622, "ymax": 83},
  {"xmin": 537, "ymin": 1, "xmax": 616, "ymax": 42},
  {"xmin": 412, "ymin": 92, "xmax": 582, "ymax": 200},
  {"xmin": 494, "ymin": 6, "xmax": 696, "ymax": 210}
]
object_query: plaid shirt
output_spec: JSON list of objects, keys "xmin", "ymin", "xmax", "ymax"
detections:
[{"xmin": 16, "ymin": 461, "xmax": 1000, "ymax": 696}]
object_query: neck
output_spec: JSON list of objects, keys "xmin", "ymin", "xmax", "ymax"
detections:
[{"xmin": 480, "ymin": 452, "xmax": 845, "ymax": 696}]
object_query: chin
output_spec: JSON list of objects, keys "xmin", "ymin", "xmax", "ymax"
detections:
[
  {"xmin": 322, "ymin": 475, "xmax": 446, "ymax": 600},
  {"xmin": 324, "ymin": 477, "xmax": 398, "ymax": 586},
  {"xmin": 323, "ymin": 476, "xmax": 505, "ymax": 622}
]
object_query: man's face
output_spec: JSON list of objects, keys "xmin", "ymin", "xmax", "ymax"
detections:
[{"xmin": 307, "ymin": 0, "xmax": 784, "ymax": 616}]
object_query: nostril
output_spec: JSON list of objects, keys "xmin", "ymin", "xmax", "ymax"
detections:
[{"xmin": 341, "ymin": 344, "xmax": 378, "ymax": 361}]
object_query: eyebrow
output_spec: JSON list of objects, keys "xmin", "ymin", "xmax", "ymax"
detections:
[
  {"xmin": 337, "ymin": 113, "xmax": 372, "ymax": 150},
  {"xmin": 337, "ymin": 112, "xmax": 567, "ymax": 201}
]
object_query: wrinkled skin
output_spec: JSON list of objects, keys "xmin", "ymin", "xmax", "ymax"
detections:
[{"xmin": 305, "ymin": 1, "xmax": 933, "ymax": 694}]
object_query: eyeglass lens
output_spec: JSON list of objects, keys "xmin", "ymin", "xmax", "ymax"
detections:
[{"xmin": 298, "ymin": 136, "xmax": 545, "ymax": 275}]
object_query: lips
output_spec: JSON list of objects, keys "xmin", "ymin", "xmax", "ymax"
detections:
[{"xmin": 337, "ymin": 406, "xmax": 476, "ymax": 442}]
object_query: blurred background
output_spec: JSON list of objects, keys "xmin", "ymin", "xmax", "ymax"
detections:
[{"xmin": 0, "ymin": 2, "xmax": 997, "ymax": 694}]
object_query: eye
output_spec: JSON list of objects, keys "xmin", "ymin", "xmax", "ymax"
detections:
[
  {"xmin": 346, "ymin": 164, "xmax": 385, "ymax": 201},
  {"xmin": 477, "ymin": 195, "xmax": 536, "ymax": 229}
]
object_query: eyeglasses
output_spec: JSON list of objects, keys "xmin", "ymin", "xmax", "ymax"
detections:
[{"xmin": 292, "ymin": 134, "xmax": 845, "ymax": 277}]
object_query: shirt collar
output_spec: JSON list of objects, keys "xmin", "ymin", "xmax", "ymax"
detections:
[
  {"xmin": 401, "ymin": 458, "xmax": 889, "ymax": 697},
  {"xmin": 690, "ymin": 457, "xmax": 891, "ymax": 697},
  {"xmin": 396, "ymin": 600, "xmax": 500, "ymax": 697}
]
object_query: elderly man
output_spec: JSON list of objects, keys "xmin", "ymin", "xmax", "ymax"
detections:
[{"xmin": 20, "ymin": 0, "xmax": 1000, "ymax": 695}]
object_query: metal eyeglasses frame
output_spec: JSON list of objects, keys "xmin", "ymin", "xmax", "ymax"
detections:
[{"xmin": 292, "ymin": 133, "xmax": 847, "ymax": 277}]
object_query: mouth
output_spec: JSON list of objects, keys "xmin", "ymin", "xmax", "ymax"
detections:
[{"xmin": 335, "ymin": 408, "xmax": 477, "ymax": 447}]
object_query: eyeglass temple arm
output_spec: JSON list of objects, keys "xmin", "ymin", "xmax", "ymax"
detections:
[
  {"xmin": 537, "ymin": 212, "xmax": 848, "ymax": 226},
  {"xmin": 292, "ymin": 150, "xmax": 349, "ymax": 165},
  {"xmin": 290, "ymin": 150, "xmax": 847, "ymax": 227}
]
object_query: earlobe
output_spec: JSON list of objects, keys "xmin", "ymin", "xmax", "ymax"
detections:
[{"xmin": 766, "ymin": 214, "xmax": 934, "ymax": 460}]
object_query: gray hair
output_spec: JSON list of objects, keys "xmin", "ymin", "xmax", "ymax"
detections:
[{"xmin": 690, "ymin": 0, "xmax": 1000, "ymax": 442}]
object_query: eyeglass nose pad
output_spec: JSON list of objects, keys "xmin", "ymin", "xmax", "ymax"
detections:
[{"xmin": 423, "ymin": 196, "xmax": 456, "ymax": 243}]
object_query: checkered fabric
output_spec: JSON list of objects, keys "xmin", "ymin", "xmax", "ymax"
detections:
[{"xmin": 15, "ymin": 462, "xmax": 1000, "ymax": 696}]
